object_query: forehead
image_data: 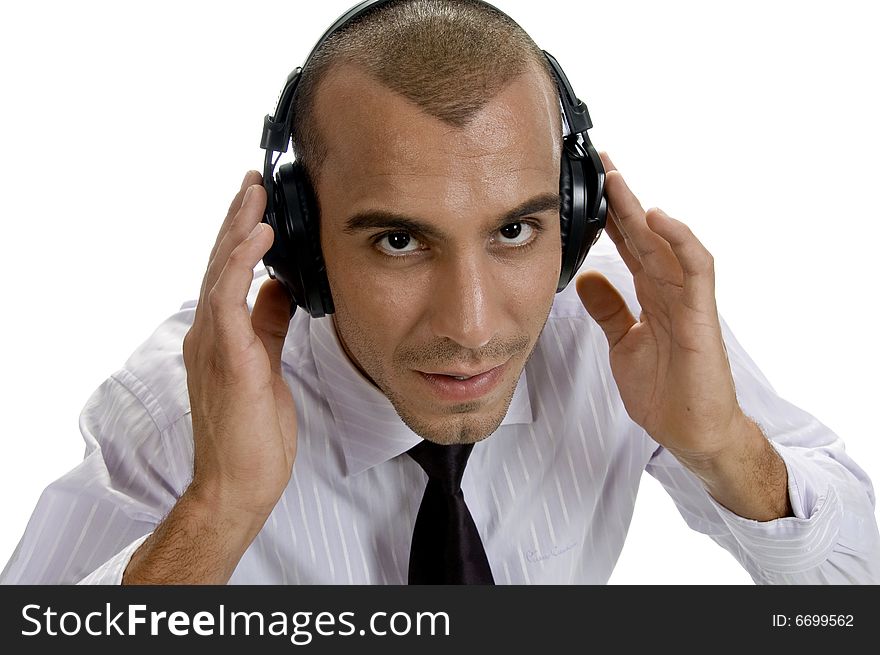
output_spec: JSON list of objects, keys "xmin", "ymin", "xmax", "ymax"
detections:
[{"xmin": 312, "ymin": 62, "xmax": 561, "ymax": 223}]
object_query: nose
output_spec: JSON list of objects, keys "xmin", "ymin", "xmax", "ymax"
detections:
[{"xmin": 429, "ymin": 249, "xmax": 500, "ymax": 351}]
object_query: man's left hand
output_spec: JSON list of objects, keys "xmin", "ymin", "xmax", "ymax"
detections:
[{"xmin": 576, "ymin": 152, "xmax": 745, "ymax": 467}]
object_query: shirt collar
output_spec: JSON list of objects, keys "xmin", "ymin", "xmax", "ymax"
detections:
[{"xmin": 307, "ymin": 314, "xmax": 534, "ymax": 477}]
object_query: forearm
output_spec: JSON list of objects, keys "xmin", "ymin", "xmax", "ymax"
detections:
[
  {"xmin": 674, "ymin": 414, "xmax": 793, "ymax": 522},
  {"xmin": 122, "ymin": 485, "xmax": 268, "ymax": 585}
]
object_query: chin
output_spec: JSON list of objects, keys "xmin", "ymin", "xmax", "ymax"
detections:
[{"xmin": 388, "ymin": 369, "xmax": 519, "ymax": 445}]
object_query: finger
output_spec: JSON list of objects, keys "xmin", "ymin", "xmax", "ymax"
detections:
[
  {"xmin": 575, "ymin": 270, "xmax": 636, "ymax": 350},
  {"xmin": 646, "ymin": 208, "xmax": 716, "ymax": 312},
  {"xmin": 593, "ymin": 155, "xmax": 641, "ymax": 270},
  {"xmin": 606, "ymin": 170, "xmax": 683, "ymax": 288},
  {"xmin": 603, "ymin": 203, "xmax": 643, "ymax": 276},
  {"xmin": 251, "ymin": 277, "xmax": 295, "ymax": 376},
  {"xmin": 203, "ymin": 183, "xmax": 268, "ymax": 304},
  {"xmin": 209, "ymin": 220, "xmax": 275, "ymax": 354},
  {"xmin": 598, "ymin": 153, "xmax": 634, "ymax": 254},
  {"xmin": 599, "ymin": 150, "xmax": 617, "ymax": 173},
  {"xmin": 199, "ymin": 171, "xmax": 263, "ymax": 304},
  {"xmin": 211, "ymin": 170, "xmax": 263, "ymax": 263}
]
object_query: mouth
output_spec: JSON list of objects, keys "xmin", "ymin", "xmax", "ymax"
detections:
[{"xmin": 416, "ymin": 360, "xmax": 509, "ymax": 403}]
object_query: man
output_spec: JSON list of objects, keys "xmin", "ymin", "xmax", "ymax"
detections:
[{"xmin": 2, "ymin": 0, "xmax": 878, "ymax": 584}]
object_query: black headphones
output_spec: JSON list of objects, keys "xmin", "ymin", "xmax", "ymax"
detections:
[{"xmin": 259, "ymin": 0, "xmax": 607, "ymax": 318}]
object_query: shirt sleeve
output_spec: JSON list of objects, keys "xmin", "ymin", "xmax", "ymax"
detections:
[
  {"xmin": 645, "ymin": 313, "xmax": 880, "ymax": 584},
  {"xmin": 76, "ymin": 533, "xmax": 152, "ymax": 585},
  {"xmin": 0, "ymin": 371, "xmax": 187, "ymax": 584}
]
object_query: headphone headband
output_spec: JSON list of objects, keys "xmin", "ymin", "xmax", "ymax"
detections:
[{"xmin": 260, "ymin": 0, "xmax": 595, "ymax": 161}]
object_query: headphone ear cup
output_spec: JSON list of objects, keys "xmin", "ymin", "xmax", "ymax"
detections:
[
  {"xmin": 270, "ymin": 162, "xmax": 335, "ymax": 318},
  {"xmin": 557, "ymin": 144, "xmax": 587, "ymax": 292},
  {"xmin": 557, "ymin": 137, "xmax": 607, "ymax": 292}
]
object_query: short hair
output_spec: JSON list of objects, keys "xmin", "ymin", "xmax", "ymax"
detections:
[{"xmin": 290, "ymin": 0, "xmax": 561, "ymax": 188}]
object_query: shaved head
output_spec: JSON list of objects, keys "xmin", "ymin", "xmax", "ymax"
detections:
[{"xmin": 290, "ymin": 0, "xmax": 562, "ymax": 191}]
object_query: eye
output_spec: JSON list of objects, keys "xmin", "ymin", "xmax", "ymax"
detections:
[
  {"xmin": 374, "ymin": 231, "xmax": 425, "ymax": 256},
  {"xmin": 494, "ymin": 221, "xmax": 537, "ymax": 246}
]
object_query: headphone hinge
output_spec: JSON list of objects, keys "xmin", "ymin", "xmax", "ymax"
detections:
[{"xmin": 260, "ymin": 115, "xmax": 290, "ymax": 153}]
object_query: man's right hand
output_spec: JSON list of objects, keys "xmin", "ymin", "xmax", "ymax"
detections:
[
  {"xmin": 123, "ymin": 172, "xmax": 297, "ymax": 584},
  {"xmin": 181, "ymin": 170, "xmax": 298, "ymax": 523}
]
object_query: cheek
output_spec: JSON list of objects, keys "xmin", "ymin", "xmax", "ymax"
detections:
[
  {"xmin": 329, "ymin": 258, "xmax": 428, "ymax": 324},
  {"xmin": 515, "ymin": 242, "xmax": 562, "ymax": 336},
  {"xmin": 323, "ymin": 239, "xmax": 427, "ymax": 318},
  {"xmin": 503, "ymin": 237, "xmax": 562, "ymax": 308},
  {"xmin": 326, "ymin": 256, "xmax": 426, "ymax": 369}
]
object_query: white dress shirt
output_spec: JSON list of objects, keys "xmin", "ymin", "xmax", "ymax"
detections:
[{"xmin": 2, "ymin": 238, "xmax": 879, "ymax": 585}]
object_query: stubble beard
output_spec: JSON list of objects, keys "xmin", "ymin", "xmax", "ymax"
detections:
[{"xmin": 330, "ymin": 297, "xmax": 551, "ymax": 446}]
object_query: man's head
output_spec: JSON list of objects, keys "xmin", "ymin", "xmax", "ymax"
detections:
[{"xmin": 293, "ymin": 0, "xmax": 564, "ymax": 445}]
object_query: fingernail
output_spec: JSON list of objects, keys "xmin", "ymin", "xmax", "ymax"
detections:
[
  {"xmin": 247, "ymin": 223, "xmax": 264, "ymax": 240},
  {"xmin": 655, "ymin": 207, "xmax": 667, "ymax": 216},
  {"xmin": 242, "ymin": 171, "xmax": 253, "ymax": 188},
  {"xmin": 242, "ymin": 185, "xmax": 254, "ymax": 206}
]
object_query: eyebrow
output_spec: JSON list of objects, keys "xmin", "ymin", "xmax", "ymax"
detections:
[{"xmin": 341, "ymin": 192, "xmax": 561, "ymax": 241}]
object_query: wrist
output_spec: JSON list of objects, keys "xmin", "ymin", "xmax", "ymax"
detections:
[
  {"xmin": 671, "ymin": 411, "xmax": 762, "ymax": 476},
  {"xmin": 672, "ymin": 413, "xmax": 793, "ymax": 521},
  {"xmin": 183, "ymin": 478, "xmax": 274, "ymax": 544},
  {"xmin": 122, "ymin": 483, "xmax": 272, "ymax": 585}
]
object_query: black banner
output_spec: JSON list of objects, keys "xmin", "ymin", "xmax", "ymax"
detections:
[{"xmin": 1, "ymin": 585, "xmax": 874, "ymax": 652}]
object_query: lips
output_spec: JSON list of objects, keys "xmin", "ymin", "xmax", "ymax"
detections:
[
  {"xmin": 416, "ymin": 361, "xmax": 509, "ymax": 402},
  {"xmin": 420, "ymin": 365, "xmax": 504, "ymax": 378}
]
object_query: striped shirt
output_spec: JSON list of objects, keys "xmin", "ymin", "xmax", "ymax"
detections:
[{"xmin": 2, "ymin": 238, "xmax": 879, "ymax": 584}]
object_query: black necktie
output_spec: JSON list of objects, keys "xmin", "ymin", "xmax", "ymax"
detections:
[{"xmin": 406, "ymin": 439, "xmax": 495, "ymax": 584}]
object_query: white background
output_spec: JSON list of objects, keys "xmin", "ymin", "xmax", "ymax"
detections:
[{"xmin": 1, "ymin": 0, "xmax": 877, "ymax": 585}]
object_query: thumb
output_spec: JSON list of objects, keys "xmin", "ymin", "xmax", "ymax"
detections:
[
  {"xmin": 575, "ymin": 271, "xmax": 636, "ymax": 349},
  {"xmin": 252, "ymin": 278, "xmax": 295, "ymax": 374}
]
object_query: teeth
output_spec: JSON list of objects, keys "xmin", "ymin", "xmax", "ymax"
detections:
[{"xmin": 453, "ymin": 375, "xmax": 471, "ymax": 380}]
